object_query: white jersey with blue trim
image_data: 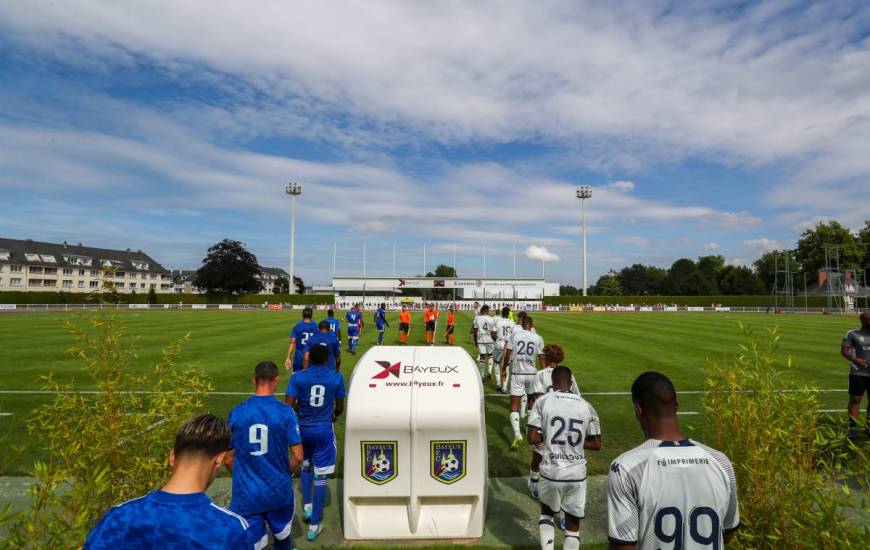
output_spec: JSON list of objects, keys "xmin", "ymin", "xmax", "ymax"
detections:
[
  {"xmin": 607, "ymin": 438, "xmax": 740, "ymax": 549},
  {"xmin": 534, "ymin": 366, "xmax": 580, "ymax": 395},
  {"xmin": 527, "ymin": 391, "xmax": 600, "ymax": 481}
]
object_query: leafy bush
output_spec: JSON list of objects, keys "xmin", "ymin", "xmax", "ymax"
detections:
[
  {"xmin": 0, "ymin": 311, "xmax": 213, "ymax": 549},
  {"xmin": 703, "ymin": 323, "xmax": 869, "ymax": 548},
  {"xmin": 543, "ymin": 294, "xmax": 828, "ymax": 307}
]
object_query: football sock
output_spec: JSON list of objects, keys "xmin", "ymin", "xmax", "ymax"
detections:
[
  {"xmin": 312, "ymin": 474, "xmax": 328, "ymax": 526},
  {"xmin": 377, "ymin": 331, "xmax": 384, "ymax": 345},
  {"xmin": 273, "ymin": 533, "xmax": 293, "ymax": 550},
  {"xmin": 564, "ymin": 530, "xmax": 581, "ymax": 550},
  {"xmin": 300, "ymin": 465, "xmax": 313, "ymax": 506},
  {"xmin": 510, "ymin": 412, "xmax": 521, "ymax": 439},
  {"xmin": 487, "ymin": 357, "xmax": 494, "ymax": 376},
  {"xmin": 520, "ymin": 394, "xmax": 528, "ymax": 418},
  {"xmin": 449, "ymin": 335, "xmax": 454, "ymax": 344},
  {"xmin": 539, "ymin": 515, "xmax": 555, "ymax": 550}
]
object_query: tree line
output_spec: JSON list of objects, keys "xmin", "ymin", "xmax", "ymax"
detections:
[
  {"xmin": 560, "ymin": 220, "xmax": 870, "ymax": 296},
  {"xmin": 194, "ymin": 239, "xmax": 304, "ymax": 295}
]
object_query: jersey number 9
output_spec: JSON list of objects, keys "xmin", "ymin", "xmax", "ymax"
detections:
[{"xmin": 249, "ymin": 424, "xmax": 269, "ymax": 456}]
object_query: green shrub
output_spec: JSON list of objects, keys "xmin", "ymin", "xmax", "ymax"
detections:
[
  {"xmin": 0, "ymin": 311, "xmax": 213, "ymax": 549},
  {"xmin": 543, "ymin": 294, "xmax": 828, "ymax": 307},
  {"xmin": 703, "ymin": 323, "xmax": 869, "ymax": 548}
]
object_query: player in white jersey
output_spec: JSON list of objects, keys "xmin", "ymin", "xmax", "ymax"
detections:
[
  {"xmin": 504, "ymin": 315, "xmax": 544, "ymax": 450},
  {"xmin": 527, "ymin": 366, "xmax": 601, "ymax": 550},
  {"xmin": 472, "ymin": 305, "xmax": 497, "ymax": 382},
  {"xmin": 608, "ymin": 372, "xmax": 739, "ymax": 549},
  {"xmin": 526, "ymin": 344, "xmax": 580, "ymax": 499},
  {"xmin": 493, "ymin": 307, "xmax": 516, "ymax": 393},
  {"xmin": 502, "ymin": 310, "xmax": 527, "ymax": 391}
]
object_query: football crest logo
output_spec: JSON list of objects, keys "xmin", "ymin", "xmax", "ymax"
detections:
[
  {"xmin": 361, "ymin": 441, "xmax": 397, "ymax": 485},
  {"xmin": 430, "ymin": 440, "xmax": 466, "ymax": 484}
]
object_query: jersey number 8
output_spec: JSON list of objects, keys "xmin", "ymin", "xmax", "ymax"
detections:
[
  {"xmin": 249, "ymin": 424, "xmax": 268, "ymax": 456},
  {"xmin": 654, "ymin": 506, "xmax": 721, "ymax": 549},
  {"xmin": 310, "ymin": 384, "xmax": 326, "ymax": 407}
]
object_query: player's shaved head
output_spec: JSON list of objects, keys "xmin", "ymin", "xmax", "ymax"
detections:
[
  {"xmin": 501, "ymin": 306, "xmax": 510, "ymax": 317},
  {"xmin": 551, "ymin": 365, "xmax": 572, "ymax": 390},
  {"xmin": 318, "ymin": 320, "xmax": 330, "ymax": 331},
  {"xmin": 631, "ymin": 371, "xmax": 678, "ymax": 417},
  {"xmin": 173, "ymin": 413, "xmax": 231, "ymax": 460},
  {"xmin": 254, "ymin": 360, "xmax": 279, "ymax": 383},
  {"xmin": 309, "ymin": 344, "xmax": 329, "ymax": 366},
  {"xmin": 861, "ymin": 311, "xmax": 870, "ymax": 328},
  {"xmin": 327, "ymin": 309, "xmax": 334, "ymax": 317}
]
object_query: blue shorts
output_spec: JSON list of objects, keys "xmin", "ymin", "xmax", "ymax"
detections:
[
  {"xmin": 347, "ymin": 326, "xmax": 359, "ymax": 338},
  {"xmin": 376, "ymin": 324, "xmax": 385, "ymax": 332},
  {"xmin": 245, "ymin": 504, "xmax": 294, "ymax": 548},
  {"xmin": 301, "ymin": 426, "xmax": 337, "ymax": 475}
]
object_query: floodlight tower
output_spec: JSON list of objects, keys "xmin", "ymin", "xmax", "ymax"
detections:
[
  {"xmin": 576, "ymin": 186, "xmax": 592, "ymax": 296},
  {"xmin": 285, "ymin": 182, "xmax": 303, "ymax": 294}
]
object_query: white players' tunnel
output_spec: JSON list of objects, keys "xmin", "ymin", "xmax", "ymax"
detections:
[{"xmin": 342, "ymin": 345, "xmax": 487, "ymax": 540}]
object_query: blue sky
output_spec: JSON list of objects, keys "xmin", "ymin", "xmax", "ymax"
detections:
[{"xmin": 1, "ymin": 1, "xmax": 868, "ymax": 286}]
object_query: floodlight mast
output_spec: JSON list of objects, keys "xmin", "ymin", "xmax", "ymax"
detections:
[
  {"xmin": 285, "ymin": 183, "xmax": 303, "ymax": 295},
  {"xmin": 576, "ymin": 186, "xmax": 592, "ymax": 296}
]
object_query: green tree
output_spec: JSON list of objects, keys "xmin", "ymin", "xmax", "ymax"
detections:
[
  {"xmin": 665, "ymin": 258, "xmax": 697, "ymax": 295},
  {"xmin": 2, "ymin": 312, "xmax": 212, "ymax": 548},
  {"xmin": 273, "ymin": 276, "xmax": 289, "ymax": 294},
  {"xmin": 559, "ymin": 284, "xmax": 580, "ymax": 296},
  {"xmin": 858, "ymin": 220, "xmax": 870, "ymax": 269},
  {"xmin": 194, "ymin": 239, "xmax": 263, "ymax": 295},
  {"xmin": 616, "ymin": 264, "xmax": 667, "ymax": 295},
  {"xmin": 147, "ymin": 287, "xmax": 158, "ymax": 304},
  {"xmin": 424, "ymin": 264, "xmax": 457, "ymax": 300},
  {"xmin": 753, "ymin": 250, "xmax": 800, "ymax": 293},
  {"xmin": 795, "ymin": 220, "xmax": 862, "ymax": 273},
  {"xmin": 718, "ymin": 265, "xmax": 764, "ymax": 295},
  {"xmin": 592, "ymin": 271, "xmax": 622, "ymax": 296},
  {"xmin": 696, "ymin": 255, "xmax": 725, "ymax": 294}
]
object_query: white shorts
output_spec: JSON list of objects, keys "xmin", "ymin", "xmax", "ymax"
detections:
[
  {"xmin": 493, "ymin": 343, "xmax": 507, "ymax": 365},
  {"xmin": 539, "ymin": 478, "xmax": 586, "ymax": 518},
  {"xmin": 510, "ymin": 374, "xmax": 537, "ymax": 397},
  {"xmin": 477, "ymin": 342, "xmax": 495, "ymax": 356}
]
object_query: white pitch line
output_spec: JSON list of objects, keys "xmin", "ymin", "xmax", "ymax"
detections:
[{"xmin": 0, "ymin": 412, "xmax": 13, "ymax": 416}]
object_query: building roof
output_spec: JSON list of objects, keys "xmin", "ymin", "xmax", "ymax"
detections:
[
  {"xmin": 260, "ymin": 266, "xmax": 290, "ymax": 279},
  {"xmin": 0, "ymin": 237, "xmax": 168, "ymax": 273}
]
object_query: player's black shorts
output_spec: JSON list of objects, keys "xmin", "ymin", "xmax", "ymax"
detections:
[
  {"xmin": 848, "ymin": 374, "xmax": 870, "ymax": 396},
  {"xmin": 399, "ymin": 322, "xmax": 410, "ymax": 334},
  {"xmin": 446, "ymin": 325, "xmax": 454, "ymax": 334},
  {"xmin": 425, "ymin": 321, "xmax": 436, "ymax": 331}
]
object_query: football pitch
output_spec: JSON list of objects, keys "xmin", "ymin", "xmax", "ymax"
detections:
[{"xmin": 0, "ymin": 310, "xmax": 866, "ymax": 547}]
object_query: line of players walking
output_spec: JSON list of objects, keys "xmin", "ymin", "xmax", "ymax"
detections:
[{"xmin": 84, "ymin": 304, "xmax": 743, "ymax": 550}]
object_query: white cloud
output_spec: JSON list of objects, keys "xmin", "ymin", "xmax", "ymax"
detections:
[
  {"xmin": 525, "ymin": 245, "xmax": 560, "ymax": 262},
  {"xmin": 727, "ymin": 257, "xmax": 752, "ymax": 267},
  {"xmin": 703, "ymin": 242, "xmax": 720, "ymax": 250},
  {"xmin": 614, "ymin": 236, "xmax": 650, "ymax": 246},
  {"xmin": 605, "ymin": 180, "xmax": 635, "ymax": 193},
  {"xmin": 743, "ymin": 238, "xmax": 782, "ymax": 252}
]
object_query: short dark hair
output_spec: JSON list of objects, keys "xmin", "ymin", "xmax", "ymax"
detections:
[
  {"xmin": 303, "ymin": 307, "xmax": 313, "ymax": 319},
  {"xmin": 523, "ymin": 315, "xmax": 534, "ymax": 328},
  {"xmin": 327, "ymin": 309, "xmax": 334, "ymax": 317},
  {"xmin": 309, "ymin": 344, "xmax": 329, "ymax": 366},
  {"xmin": 173, "ymin": 413, "xmax": 231, "ymax": 459},
  {"xmin": 254, "ymin": 360, "xmax": 279, "ymax": 383},
  {"xmin": 318, "ymin": 320, "xmax": 330, "ymax": 331},
  {"xmin": 480, "ymin": 305, "xmax": 490, "ymax": 314},
  {"xmin": 502, "ymin": 306, "xmax": 510, "ymax": 317},
  {"xmin": 552, "ymin": 365, "xmax": 572, "ymax": 386},
  {"xmin": 517, "ymin": 311, "xmax": 527, "ymax": 320},
  {"xmin": 631, "ymin": 371, "xmax": 678, "ymax": 416}
]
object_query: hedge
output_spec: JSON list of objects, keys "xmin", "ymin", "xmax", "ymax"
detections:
[
  {"xmin": 0, "ymin": 291, "xmax": 334, "ymax": 305},
  {"xmin": 542, "ymin": 295, "xmax": 829, "ymax": 308}
]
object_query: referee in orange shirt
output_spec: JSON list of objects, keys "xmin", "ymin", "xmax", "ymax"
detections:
[
  {"xmin": 444, "ymin": 307, "xmax": 456, "ymax": 345},
  {"xmin": 424, "ymin": 303, "xmax": 439, "ymax": 345},
  {"xmin": 398, "ymin": 304, "xmax": 411, "ymax": 345}
]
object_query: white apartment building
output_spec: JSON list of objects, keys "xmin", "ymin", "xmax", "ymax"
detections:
[
  {"xmin": 0, "ymin": 238, "xmax": 173, "ymax": 294},
  {"xmin": 171, "ymin": 266, "xmax": 293, "ymax": 295}
]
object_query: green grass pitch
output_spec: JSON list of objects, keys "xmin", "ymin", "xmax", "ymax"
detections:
[{"xmin": 0, "ymin": 309, "xmax": 862, "ymax": 478}]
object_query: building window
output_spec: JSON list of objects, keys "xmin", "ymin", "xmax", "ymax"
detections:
[
  {"xmin": 10, "ymin": 265, "xmax": 22, "ymax": 273},
  {"xmin": 78, "ymin": 281, "xmax": 85, "ymax": 288},
  {"xmin": 25, "ymin": 253, "xmax": 40, "ymax": 262},
  {"xmin": 41, "ymin": 255, "xmax": 57, "ymax": 263},
  {"xmin": 63, "ymin": 268, "xmax": 73, "ymax": 276},
  {"xmin": 79, "ymin": 269, "xmax": 85, "ymax": 276},
  {"xmin": 150, "ymin": 284, "xmax": 156, "ymax": 289},
  {"xmin": 43, "ymin": 280, "xmax": 55, "ymax": 287},
  {"xmin": 90, "ymin": 270, "xmax": 98, "ymax": 277},
  {"xmin": 44, "ymin": 268, "xmax": 57, "ymax": 275},
  {"xmin": 0, "ymin": 250, "xmax": 9, "ymax": 260},
  {"xmin": 141, "ymin": 273, "xmax": 147, "ymax": 279},
  {"xmin": 89, "ymin": 281, "xmax": 99, "ymax": 288},
  {"xmin": 150, "ymin": 273, "xmax": 157, "ymax": 279},
  {"xmin": 62, "ymin": 280, "xmax": 73, "ymax": 288},
  {"xmin": 29, "ymin": 266, "xmax": 42, "ymax": 274},
  {"xmin": 11, "ymin": 278, "xmax": 21, "ymax": 286},
  {"xmin": 116, "ymin": 272, "xmax": 126, "ymax": 278},
  {"xmin": 116, "ymin": 282, "xmax": 125, "ymax": 288}
]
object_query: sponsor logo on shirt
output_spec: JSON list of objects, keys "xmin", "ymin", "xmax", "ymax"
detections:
[
  {"xmin": 431, "ymin": 440, "xmax": 466, "ymax": 484},
  {"xmin": 362, "ymin": 441, "xmax": 397, "ymax": 485}
]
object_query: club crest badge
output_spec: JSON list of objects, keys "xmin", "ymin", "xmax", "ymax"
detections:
[
  {"xmin": 430, "ymin": 440, "xmax": 466, "ymax": 484},
  {"xmin": 361, "ymin": 441, "xmax": 397, "ymax": 485}
]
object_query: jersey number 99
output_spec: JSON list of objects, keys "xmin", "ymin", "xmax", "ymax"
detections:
[
  {"xmin": 249, "ymin": 424, "xmax": 268, "ymax": 456},
  {"xmin": 654, "ymin": 506, "xmax": 720, "ymax": 549}
]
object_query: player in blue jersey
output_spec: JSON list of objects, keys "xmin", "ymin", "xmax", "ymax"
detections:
[
  {"xmin": 325, "ymin": 309, "xmax": 342, "ymax": 345},
  {"xmin": 285, "ymin": 345, "xmax": 346, "ymax": 541},
  {"xmin": 227, "ymin": 361, "xmax": 304, "ymax": 550},
  {"xmin": 374, "ymin": 302, "xmax": 390, "ymax": 345},
  {"xmin": 85, "ymin": 414, "xmax": 254, "ymax": 549},
  {"xmin": 345, "ymin": 305, "xmax": 362, "ymax": 355},
  {"xmin": 285, "ymin": 307, "xmax": 318, "ymax": 372},
  {"xmin": 305, "ymin": 320, "xmax": 342, "ymax": 370}
]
